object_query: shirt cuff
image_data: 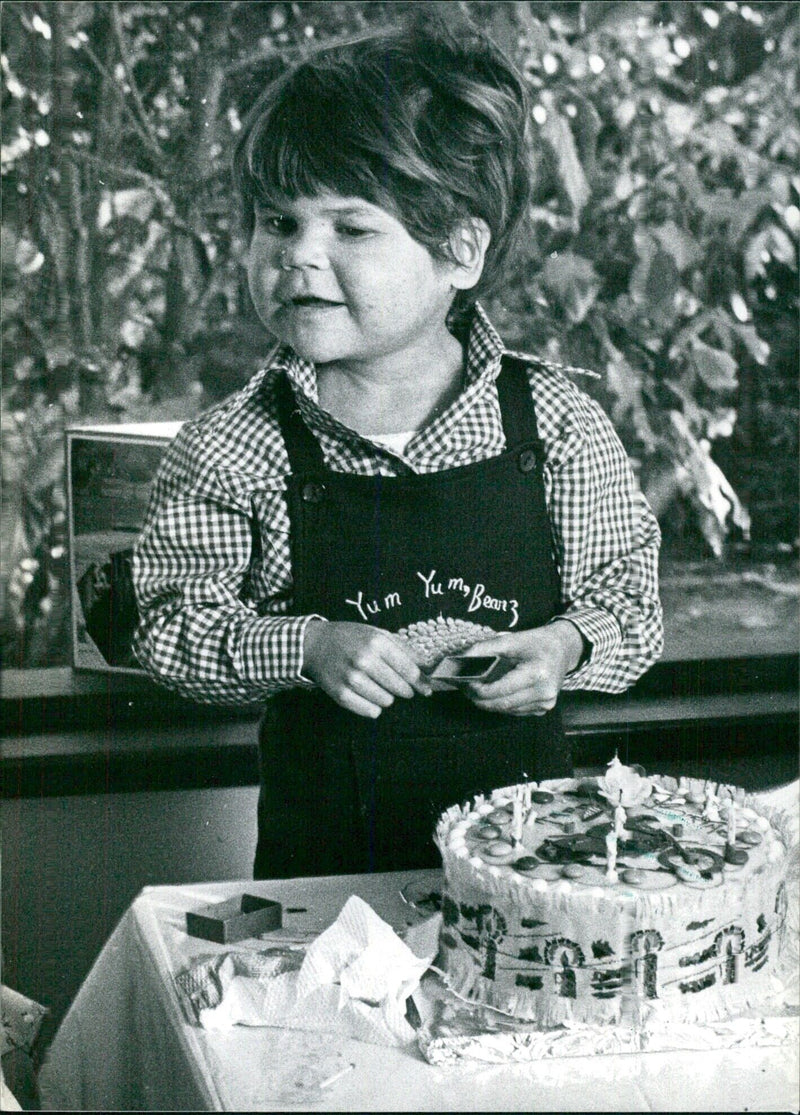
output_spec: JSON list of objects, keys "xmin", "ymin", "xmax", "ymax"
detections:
[
  {"xmin": 554, "ymin": 606, "xmax": 622, "ymax": 689},
  {"xmin": 297, "ymin": 615, "xmax": 328, "ymax": 685},
  {"xmin": 236, "ymin": 614, "xmax": 327, "ymax": 690}
]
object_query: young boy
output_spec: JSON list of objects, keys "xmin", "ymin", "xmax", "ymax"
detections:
[{"xmin": 133, "ymin": 19, "xmax": 663, "ymax": 878}]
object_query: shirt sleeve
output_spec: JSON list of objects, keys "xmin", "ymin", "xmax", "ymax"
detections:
[
  {"xmin": 131, "ymin": 420, "xmax": 319, "ymax": 706},
  {"xmin": 534, "ymin": 370, "xmax": 664, "ymax": 693}
]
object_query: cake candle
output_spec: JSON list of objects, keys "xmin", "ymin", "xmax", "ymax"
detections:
[
  {"xmin": 726, "ymin": 800, "xmax": 737, "ymax": 844},
  {"xmin": 512, "ymin": 794, "xmax": 524, "ymax": 843},
  {"xmin": 614, "ymin": 801, "xmax": 630, "ymax": 841}
]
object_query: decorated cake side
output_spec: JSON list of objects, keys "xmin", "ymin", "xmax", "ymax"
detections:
[{"xmin": 434, "ymin": 759, "xmax": 789, "ymax": 1027}]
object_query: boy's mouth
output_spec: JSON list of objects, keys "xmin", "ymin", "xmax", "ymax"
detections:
[{"xmin": 287, "ymin": 295, "xmax": 344, "ymax": 308}]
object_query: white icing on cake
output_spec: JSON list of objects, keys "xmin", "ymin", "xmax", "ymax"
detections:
[{"xmin": 434, "ymin": 767, "xmax": 790, "ymax": 1027}]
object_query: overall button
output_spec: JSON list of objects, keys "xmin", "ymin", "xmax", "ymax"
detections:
[
  {"xmin": 302, "ymin": 481, "xmax": 326, "ymax": 504},
  {"xmin": 518, "ymin": 449, "xmax": 537, "ymax": 473}
]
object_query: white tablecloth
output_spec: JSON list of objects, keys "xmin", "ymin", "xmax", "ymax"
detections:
[{"xmin": 37, "ymin": 784, "xmax": 799, "ymax": 1112}]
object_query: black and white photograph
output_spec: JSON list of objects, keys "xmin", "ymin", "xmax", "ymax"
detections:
[{"xmin": 1, "ymin": 1, "xmax": 797, "ymax": 1110}]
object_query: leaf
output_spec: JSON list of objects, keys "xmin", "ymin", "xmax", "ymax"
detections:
[
  {"xmin": 97, "ymin": 188, "xmax": 157, "ymax": 230},
  {"xmin": 726, "ymin": 189, "xmax": 776, "ymax": 247},
  {"xmin": 689, "ymin": 340, "xmax": 738, "ymax": 391},
  {"xmin": 604, "ymin": 349, "xmax": 656, "ymax": 452},
  {"xmin": 663, "ymin": 104, "xmax": 698, "ymax": 145},
  {"xmin": 646, "ymin": 249, "xmax": 681, "ymax": 310},
  {"xmin": 106, "ymin": 220, "xmax": 166, "ymax": 297},
  {"xmin": 706, "ymin": 408, "xmax": 737, "ymax": 440},
  {"xmin": 652, "ymin": 222, "xmax": 700, "ymax": 272},
  {"xmin": 14, "ymin": 237, "xmax": 45, "ymax": 275},
  {"xmin": 614, "ymin": 99, "xmax": 637, "ymax": 131},
  {"xmin": 729, "ymin": 322, "xmax": 769, "ymax": 365},
  {"xmin": 669, "ymin": 411, "xmax": 751, "ymax": 556},
  {"xmin": 539, "ymin": 253, "xmax": 600, "ymax": 324},
  {"xmin": 674, "ymin": 164, "xmax": 706, "ymax": 206},
  {"xmin": 695, "ymin": 121, "xmax": 739, "ymax": 159},
  {"xmin": 743, "ymin": 224, "xmax": 796, "ymax": 282},
  {"xmin": 695, "ymin": 189, "xmax": 740, "ymax": 223},
  {"xmin": 613, "ymin": 169, "xmax": 637, "ymax": 201},
  {"xmin": 538, "ymin": 94, "xmax": 591, "ymax": 216},
  {"xmin": 630, "ymin": 235, "xmax": 680, "ymax": 321},
  {"xmin": 25, "ymin": 437, "xmax": 65, "ymax": 494},
  {"xmin": 667, "ymin": 381, "xmax": 705, "ymax": 432},
  {"xmin": 119, "ymin": 319, "xmax": 150, "ymax": 349},
  {"xmin": 559, "ymin": 93, "xmax": 602, "ymax": 174},
  {"xmin": 729, "ymin": 291, "xmax": 750, "ymax": 323}
]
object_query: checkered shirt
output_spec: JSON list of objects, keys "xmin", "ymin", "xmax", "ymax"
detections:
[{"xmin": 132, "ymin": 305, "xmax": 663, "ymax": 705}]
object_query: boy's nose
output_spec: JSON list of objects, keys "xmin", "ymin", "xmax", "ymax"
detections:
[{"xmin": 278, "ymin": 231, "xmax": 328, "ymax": 270}]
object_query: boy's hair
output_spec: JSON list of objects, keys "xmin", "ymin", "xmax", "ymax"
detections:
[{"xmin": 233, "ymin": 16, "xmax": 531, "ymax": 312}]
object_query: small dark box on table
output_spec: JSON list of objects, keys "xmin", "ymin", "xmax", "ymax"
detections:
[{"xmin": 186, "ymin": 895, "xmax": 282, "ymax": 943}]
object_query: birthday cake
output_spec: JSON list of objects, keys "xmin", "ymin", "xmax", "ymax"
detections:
[{"xmin": 433, "ymin": 759, "xmax": 790, "ymax": 1027}]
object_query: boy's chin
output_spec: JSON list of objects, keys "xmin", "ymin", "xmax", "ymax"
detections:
[
  {"xmin": 277, "ymin": 330, "xmax": 355, "ymax": 367},
  {"xmin": 267, "ymin": 321, "xmax": 335, "ymax": 362},
  {"xmin": 284, "ymin": 340, "xmax": 345, "ymax": 366}
]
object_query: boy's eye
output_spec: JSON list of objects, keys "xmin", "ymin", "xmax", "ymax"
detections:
[
  {"xmin": 336, "ymin": 224, "xmax": 375, "ymax": 239},
  {"xmin": 256, "ymin": 211, "xmax": 295, "ymax": 235}
]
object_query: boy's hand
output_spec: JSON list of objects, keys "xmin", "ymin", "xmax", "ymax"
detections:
[
  {"xmin": 461, "ymin": 620, "xmax": 586, "ymax": 717},
  {"xmin": 302, "ymin": 620, "xmax": 432, "ymax": 718}
]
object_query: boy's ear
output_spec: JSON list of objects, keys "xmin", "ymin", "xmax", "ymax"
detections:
[{"xmin": 447, "ymin": 219, "xmax": 491, "ymax": 291}]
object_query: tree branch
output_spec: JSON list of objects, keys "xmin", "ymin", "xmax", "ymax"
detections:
[
  {"xmin": 222, "ymin": 45, "xmax": 280, "ymax": 79},
  {"xmin": 79, "ymin": 30, "xmax": 164, "ymax": 164},
  {"xmin": 66, "ymin": 159, "xmax": 94, "ymax": 348},
  {"xmin": 108, "ymin": 2, "xmax": 165, "ymax": 161},
  {"xmin": 221, "ymin": 25, "xmax": 385, "ymax": 81},
  {"xmin": 70, "ymin": 148, "xmax": 172, "ymax": 209}
]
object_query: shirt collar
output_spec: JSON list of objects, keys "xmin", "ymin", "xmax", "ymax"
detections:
[{"xmin": 463, "ymin": 302, "xmax": 505, "ymax": 385}]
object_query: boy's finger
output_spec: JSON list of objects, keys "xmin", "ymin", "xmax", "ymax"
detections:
[
  {"xmin": 336, "ymin": 690, "xmax": 385, "ymax": 718},
  {"xmin": 348, "ymin": 671, "xmax": 398, "ymax": 707},
  {"xmin": 466, "ymin": 634, "xmax": 521, "ymax": 659},
  {"xmin": 468, "ymin": 663, "xmax": 529, "ymax": 698},
  {"xmin": 382, "ymin": 640, "xmax": 433, "ymax": 694},
  {"xmin": 362, "ymin": 660, "xmax": 416, "ymax": 700}
]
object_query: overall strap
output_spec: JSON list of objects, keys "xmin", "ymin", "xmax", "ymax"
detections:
[
  {"xmin": 275, "ymin": 372, "xmax": 327, "ymax": 474},
  {"xmin": 495, "ymin": 354, "xmax": 544, "ymax": 452}
]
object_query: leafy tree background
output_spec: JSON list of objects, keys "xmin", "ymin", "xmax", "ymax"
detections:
[{"xmin": 2, "ymin": 0, "xmax": 798, "ymax": 667}]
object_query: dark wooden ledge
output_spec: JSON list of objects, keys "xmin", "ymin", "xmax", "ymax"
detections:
[{"xmin": 1, "ymin": 652, "xmax": 796, "ymax": 798}]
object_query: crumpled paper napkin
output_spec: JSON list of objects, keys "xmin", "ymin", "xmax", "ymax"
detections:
[{"xmin": 177, "ymin": 895, "xmax": 439, "ymax": 1046}]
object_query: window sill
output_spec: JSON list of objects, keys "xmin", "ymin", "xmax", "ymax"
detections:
[
  {"xmin": 3, "ymin": 650, "xmax": 796, "ymax": 730},
  {"xmin": 2, "ymin": 654, "xmax": 796, "ymax": 798},
  {"xmin": 1, "ymin": 667, "xmax": 262, "ymax": 735}
]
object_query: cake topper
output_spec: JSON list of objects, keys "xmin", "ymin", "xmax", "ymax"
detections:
[
  {"xmin": 597, "ymin": 754, "xmax": 653, "ymax": 809},
  {"xmin": 597, "ymin": 755, "xmax": 653, "ymax": 882},
  {"xmin": 703, "ymin": 783, "xmax": 722, "ymax": 823}
]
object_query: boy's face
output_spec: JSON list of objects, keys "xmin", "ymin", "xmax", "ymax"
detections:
[{"xmin": 247, "ymin": 191, "xmax": 471, "ymax": 371}]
